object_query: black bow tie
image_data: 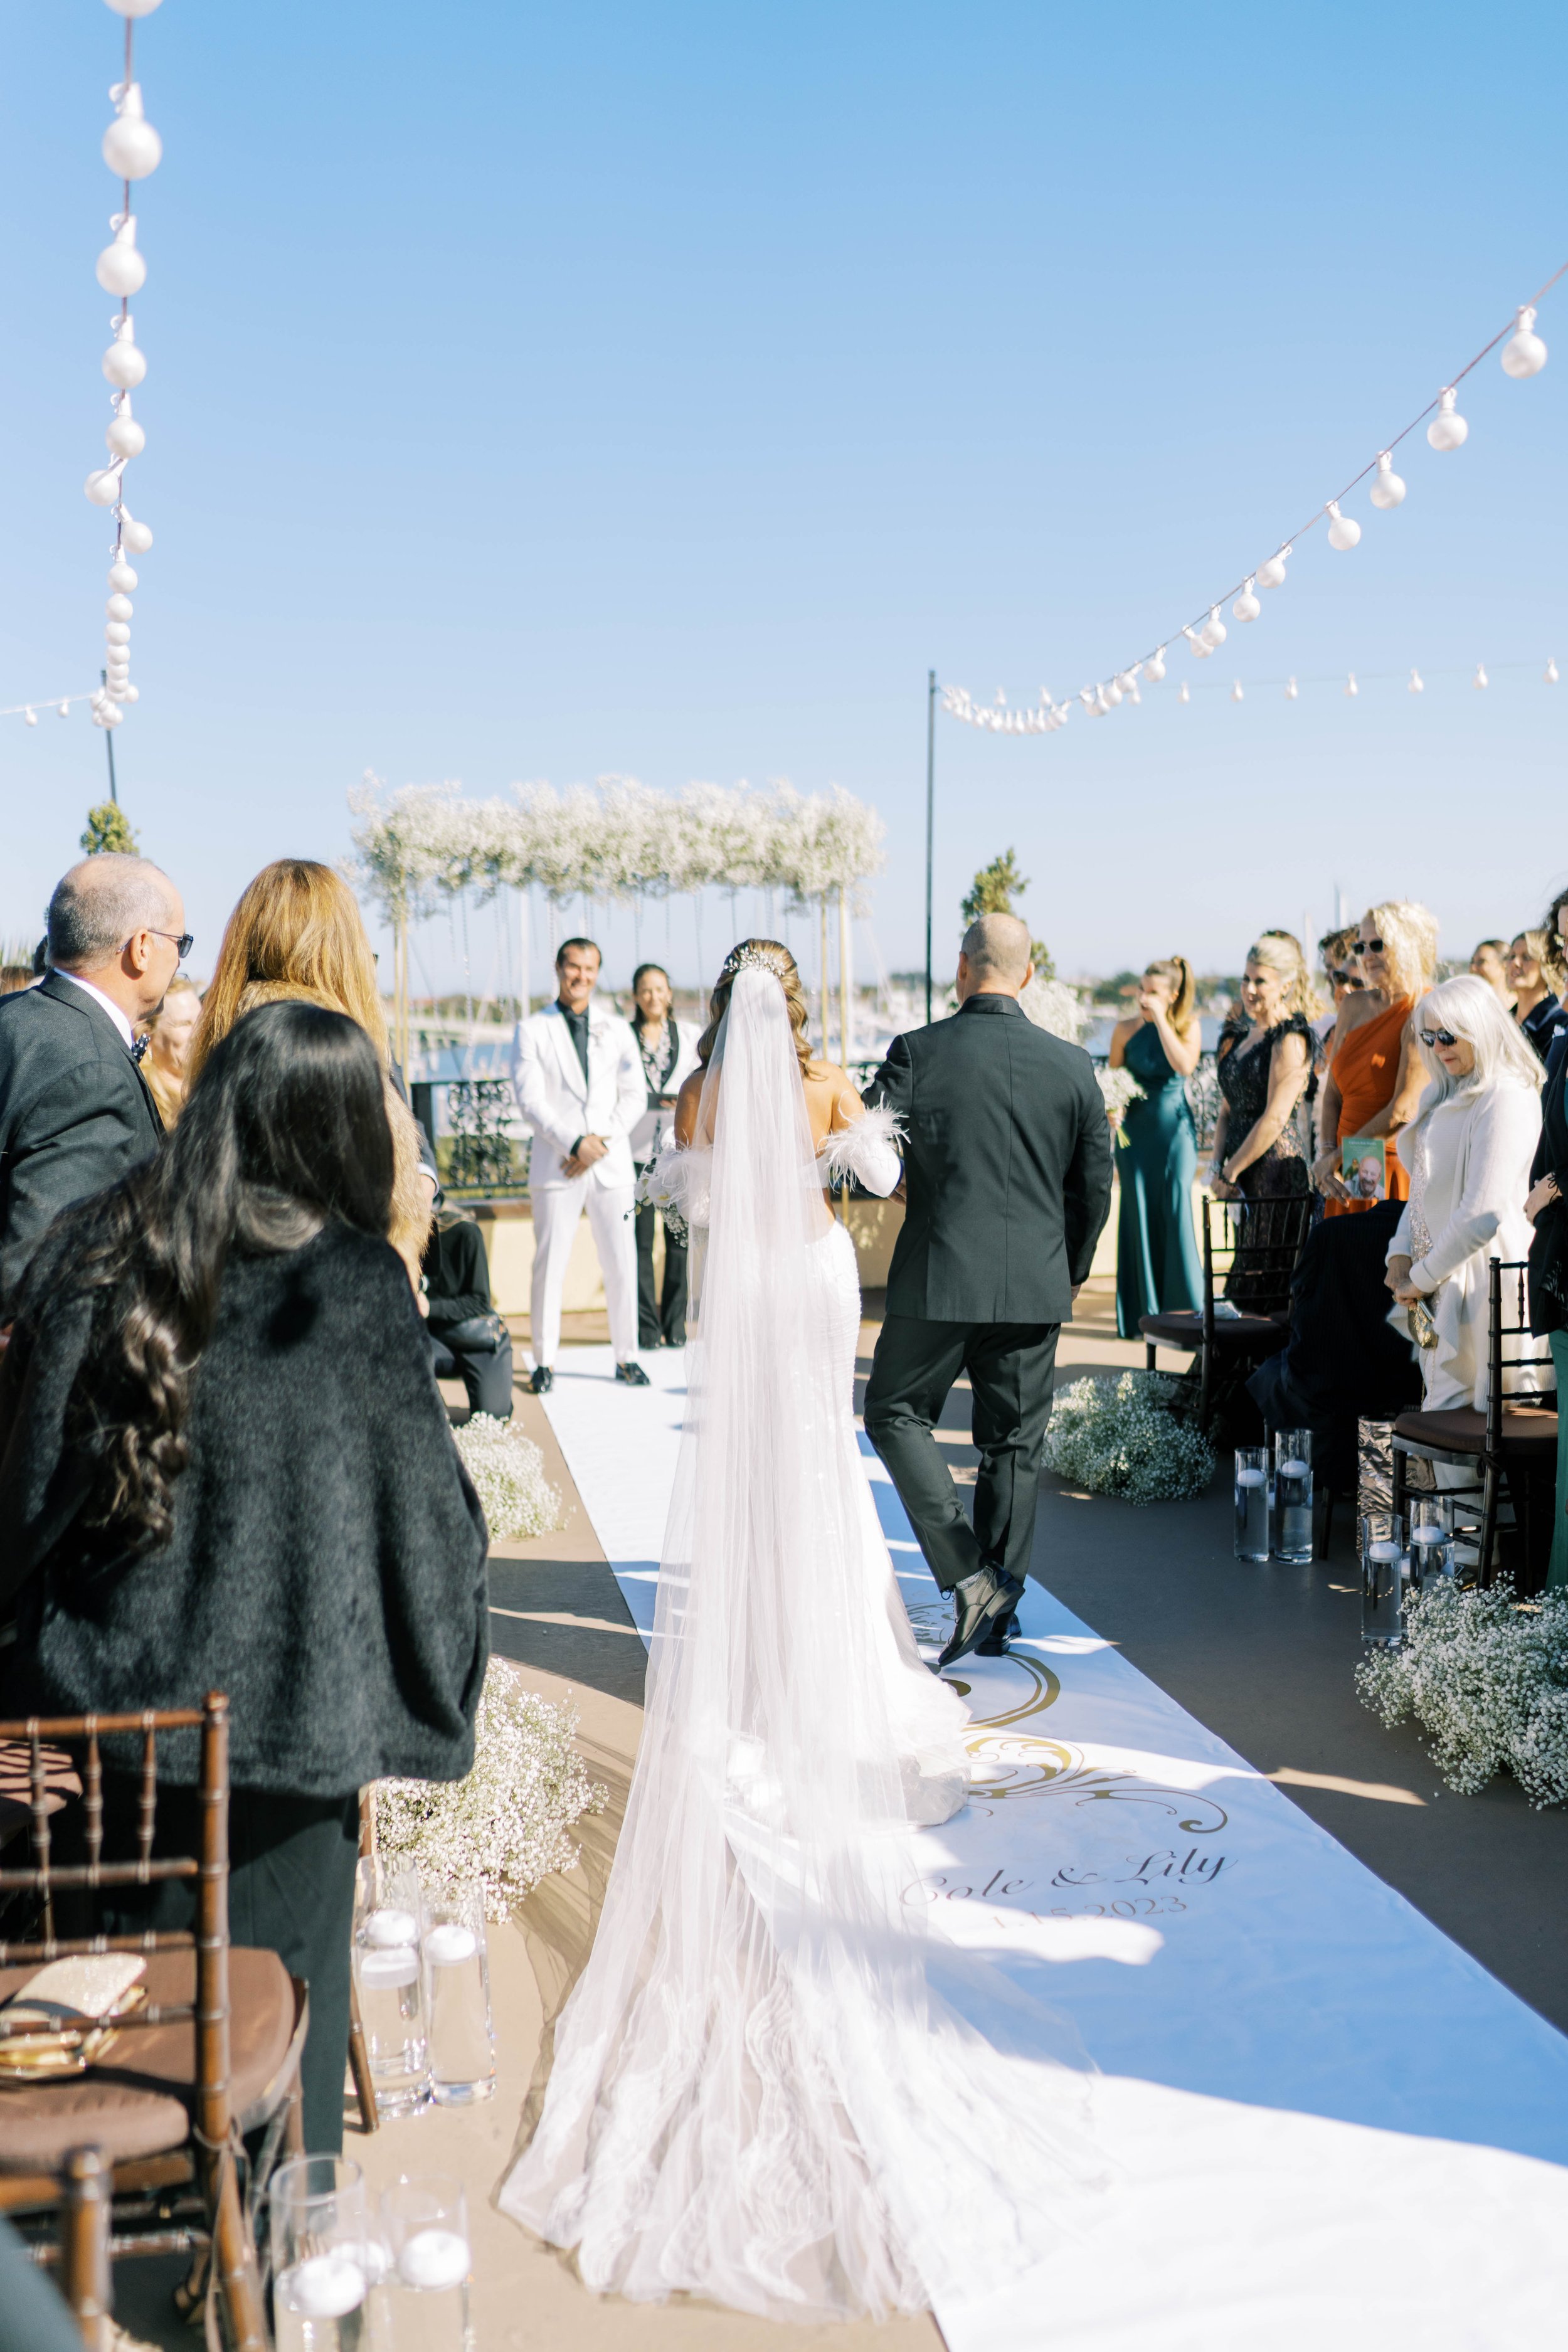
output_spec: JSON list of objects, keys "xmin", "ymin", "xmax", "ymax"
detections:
[{"xmin": 131, "ymin": 1034, "xmax": 151, "ymax": 1065}]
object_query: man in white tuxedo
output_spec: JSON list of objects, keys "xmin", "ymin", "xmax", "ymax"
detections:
[{"xmin": 511, "ymin": 936, "xmax": 648, "ymax": 1393}]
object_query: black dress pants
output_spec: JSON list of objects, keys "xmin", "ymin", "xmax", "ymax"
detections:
[
  {"xmin": 864, "ymin": 1316, "xmax": 1060, "ymax": 1592},
  {"xmin": 430, "ymin": 1310, "xmax": 515, "ymax": 1419},
  {"xmin": 633, "ymin": 1182, "xmax": 688, "ymax": 1346},
  {"xmin": 56, "ymin": 1780, "xmax": 360, "ymax": 2156}
]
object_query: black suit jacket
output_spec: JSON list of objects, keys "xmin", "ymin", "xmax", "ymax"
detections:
[
  {"xmin": 0, "ymin": 973, "xmax": 164, "ymax": 1313},
  {"xmin": 867, "ymin": 994, "xmax": 1114, "ymax": 1323}
]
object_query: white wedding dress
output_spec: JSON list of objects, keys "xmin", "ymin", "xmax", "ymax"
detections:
[{"xmin": 500, "ymin": 966, "xmax": 1098, "ymax": 2320}]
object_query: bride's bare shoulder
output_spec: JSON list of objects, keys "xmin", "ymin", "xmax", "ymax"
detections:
[{"xmin": 674, "ymin": 1064, "xmax": 709, "ymax": 1145}]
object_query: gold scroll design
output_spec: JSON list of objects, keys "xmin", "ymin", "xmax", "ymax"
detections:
[{"xmin": 940, "ymin": 1654, "xmax": 1229, "ymax": 1830}]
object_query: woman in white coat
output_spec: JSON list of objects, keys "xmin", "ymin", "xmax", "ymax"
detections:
[{"xmin": 1385, "ymin": 973, "xmax": 1545, "ymax": 1410}]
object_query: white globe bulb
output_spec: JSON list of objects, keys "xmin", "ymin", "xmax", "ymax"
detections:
[
  {"xmin": 1502, "ymin": 306, "xmax": 1547, "ymax": 379},
  {"xmin": 106, "ymin": 593, "xmax": 134, "ymax": 621},
  {"xmin": 1285, "ymin": 676, "xmax": 1298, "ymax": 699},
  {"xmin": 118, "ymin": 682, "xmax": 140, "ymax": 702},
  {"xmin": 1345, "ymin": 673, "xmax": 1359, "ymax": 697},
  {"xmin": 1232, "ymin": 581, "xmax": 1261, "ymax": 622},
  {"xmin": 1427, "ymin": 388, "xmax": 1468, "ymax": 451},
  {"xmin": 105, "ymin": 621, "xmax": 131, "ymax": 645},
  {"xmin": 102, "ymin": 99, "xmax": 162, "ymax": 183},
  {"xmin": 106, "ymin": 405, "xmax": 145, "ymax": 460},
  {"xmin": 1326, "ymin": 501, "xmax": 1360, "ymax": 551},
  {"xmin": 84, "ymin": 466, "xmax": 123, "ymax": 507},
  {"xmin": 56, "ymin": 702, "xmax": 70, "ymax": 719},
  {"xmin": 1142, "ymin": 649, "xmax": 1167, "ymax": 683},
  {"xmin": 1231, "ymin": 680, "xmax": 1244, "ymax": 702},
  {"xmin": 1369, "ymin": 453, "xmax": 1406, "ymax": 510},
  {"xmin": 1409, "ymin": 668, "xmax": 1424, "ymax": 694},
  {"xmin": 1104, "ymin": 679, "xmax": 1123, "ymax": 706},
  {"xmin": 1115, "ymin": 671, "xmax": 1138, "ymax": 696},
  {"xmin": 1177, "ymin": 681, "xmax": 1190, "ymax": 704},
  {"xmin": 119, "ymin": 511, "xmax": 154, "ymax": 553},
  {"xmin": 95, "ymin": 702, "xmax": 124, "ymax": 728},
  {"xmin": 1200, "ymin": 606, "xmax": 1227, "ymax": 648},
  {"xmin": 1256, "ymin": 549, "xmax": 1290, "ymax": 589},
  {"xmin": 102, "ymin": 321, "xmax": 146, "ymax": 389},
  {"xmin": 95, "ymin": 217, "xmax": 146, "ymax": 297},
  {"xmin": 1474, "ymin": 663, "xmax": 1489, "ymax": 689},
  {"xmin": 1547, "ymin": 659, "xmax": 1560, "ymax": 685},
  {"xmin": 24, "ymin": 707, "xmax": 37, "ymax": 726},
  {"xmin": 104, "ymin": 1, "xmax": 166, "ymax": 17},
  {"xmin": 108, "ymin": 559, "xmax": 138, "ymax": 592}
]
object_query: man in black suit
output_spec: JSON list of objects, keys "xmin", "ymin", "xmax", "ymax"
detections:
[
  {"xmin": 864, "ymin": 913, "xmax": 1113, "ymax": 1667},
  {"xmin": 0, "ymin": 854, "xmax": 187, "ymax": 1314}
]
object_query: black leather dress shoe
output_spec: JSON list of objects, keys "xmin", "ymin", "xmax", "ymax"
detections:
[
  {"xmin": 529, "ymin": 1365, "xmax": 554, "ymax": 1394},
  {"xmin": 615, "ymin": 1360, "xmax": 650, "ymax": 1387},
  {"xmin": 975, "ymin": 1612, "xmax": 1022, "ymax": 1658},
  {"xmin": 938, "ymin": 1572, "xmax": 1025, "ymax": 1669}
]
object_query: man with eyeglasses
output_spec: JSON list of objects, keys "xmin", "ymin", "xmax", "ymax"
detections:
[{"xmin": 0, "ymin": 852, "xmax": 187, "ymax": 1315}]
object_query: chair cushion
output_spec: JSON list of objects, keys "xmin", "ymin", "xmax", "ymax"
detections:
[
  {"xmin": 1139, "ymin": 1310, "xmax": 1289, "ymax": 1353},
  {"xmin": 1393, "ymin": 1406, "xmax": 1559, "ymax": 1458},
  {"xmin": 0, "ymin": 1946, "xmax": 295, "ymax": 2171}
]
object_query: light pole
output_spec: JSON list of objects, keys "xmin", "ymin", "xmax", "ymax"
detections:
[
  {"xmin": 101, "ymin": 670, "xmax": 119, "ymax": 805},
  {"xmin": 924, "ymin": 668, "xmax": 936, "ymax": 1024}
]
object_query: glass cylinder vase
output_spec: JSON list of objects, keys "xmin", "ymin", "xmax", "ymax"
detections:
[
  {"xmin": 1360, "ymin": 1510, "xmax": 1409, "ymax": 1645},
  {"xmin": 422, "ymin": 1884, "xmax": 495, "ymax": 2107},
  {"xmin": 1272, "ymin": 1430, "xmax": 1314, "ymax": 1564},
  {"xmin": 353, "ymin": 1859, "xmax": 431, "ymax": 2119},
  {"xmin": 1234, "ymin": 1448, "xmax": 1270, "ymax": 1562}
]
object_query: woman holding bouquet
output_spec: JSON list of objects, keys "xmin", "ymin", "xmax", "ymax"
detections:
[{"xmin": 1111, "ymin": 956, "xmax": 1203, "ymax": 1337}]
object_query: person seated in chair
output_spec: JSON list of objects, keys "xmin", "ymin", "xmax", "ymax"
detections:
[{"xmin": 423, "ymin": 1209, "xmax": 514, "ymax": 1421}]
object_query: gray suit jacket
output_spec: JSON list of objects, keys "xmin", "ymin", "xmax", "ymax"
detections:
[
  {"xmin": 866, "ymin": 993, "xmax": 1114, "ymax": 1323},
  {"xmin": 0, "ymin": 973, "xmax": 164, "ymax": 1312}
]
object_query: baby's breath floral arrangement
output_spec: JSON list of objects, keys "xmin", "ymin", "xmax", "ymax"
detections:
[
  {"xmin": 453, "ymin": 1414, "xmax": 561, "ymax": 1540},
  {"xmin": 1018, "ymin": 973, "xmax": 1090, "ymax": 1045},
  {"xmin": 376, "ymin": 1662, "xmax": 606, "ymax": 1919},
  {"xmin": 1097, "ymin": 1065, "xmax": 1146, "ymax": 1125},
  {"xmin": 1044, "ymin": 1371, "xmax": 1215, "ymax": 1507},
  {"xmin": 1357, "ymin": 1581, "xmax": 1568, "ymax": 1808}
]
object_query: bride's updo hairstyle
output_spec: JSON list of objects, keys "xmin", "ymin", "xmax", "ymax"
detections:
[{"xmin": 697, "ymin": 939, "xmax": 816, "ymax": 1077}]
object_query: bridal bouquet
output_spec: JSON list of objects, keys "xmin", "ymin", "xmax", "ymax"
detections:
[
  {"xmin": 1357, "ymin": 1580, "xmax": 1568, "ymax": 1808},
  {"xmin": 1096, "ymin": 1065, "xmax": 1145, "ymax": 1126},
  {"xmin": 376, "ymin": 1662, "xmax": 606, "ymax": 1917}
]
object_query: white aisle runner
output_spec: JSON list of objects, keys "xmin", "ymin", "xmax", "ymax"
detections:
[{"xmin": 541, "ymin": 1350, "xmax": 1568, "ymax": 2349}]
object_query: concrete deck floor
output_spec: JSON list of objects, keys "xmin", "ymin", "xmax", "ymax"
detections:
[{"xmin": 111, "ymin": 1274, "xmax": 1568, "ymax": 2348}]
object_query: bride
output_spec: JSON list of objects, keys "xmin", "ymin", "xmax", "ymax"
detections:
[{"xmin": 501, "ymin": 942, "xmax": 1096, "ymax": 2320}]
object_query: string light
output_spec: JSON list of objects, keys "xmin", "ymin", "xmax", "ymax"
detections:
[
  {"xmin": 941, "ymin": 258, "xmax": 1562, "ymax": 738},
  {"xmin": 85, "ymin": 0, "xmax": 165, "ymax": 732},
  {"xmin": 1475, "ymin": 662, "xmax": 1490, "ymax": 689},
  {"xmin": 1345, "ymin": 672, "xmax": 1359, "ymax": 697},
  {"xmin": 1409, "ymin": 667, "xmax": 1424, "ymax": 693},
  {"xmin": 1547, "ymin": 659, "xmax": 1560, "ymax": 684}
]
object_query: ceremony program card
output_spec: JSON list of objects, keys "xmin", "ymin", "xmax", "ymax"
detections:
[{"xmin": 1342, "ymin": 1135, "xmax": 1387, "ymax": 1200}]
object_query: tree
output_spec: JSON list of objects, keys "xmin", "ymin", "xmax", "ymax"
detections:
[
  {"xmin": 960, "ymin": 848, "xmax": 1054, "ymax": 980},
  {"xmin": 81, "ymin": 802, "xmax": 139, "ymax": 856}
]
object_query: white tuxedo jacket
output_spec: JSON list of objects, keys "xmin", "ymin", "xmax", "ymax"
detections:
[{"xmin": 510, "ymin": 1000, "xmax": 644, "ymax": 1194}]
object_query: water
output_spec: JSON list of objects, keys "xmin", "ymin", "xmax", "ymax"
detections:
[
  {"xmin": 1410, "ymin": 1527, "xmax": 1454, "ymax": 1589},
  {"xmin": 273, "ymin": 2255, "xmax": 374, "ymax": 2352},
  {"xmin": 424, "ymin": 1926, "xmax": 494, "ymax": 2105},
  {"xmin": 1362, "ymin": 1538, "xmax": 1406, "ymax": 1645},
  {"xmin": 1234, "ymin": 1461, "xmax": 1269, "ymax": 1562},
  {"xmin": 1274, "ymin": 1456, "xmax": 1313, "ymax": 1564},
  {"xmin": 354, "ymin": 1909, "xmax": 429, "ymax": 2117},
  {"xmin": 386, "ymin": 2231, "xmax": 471, "ymax": 2351}
]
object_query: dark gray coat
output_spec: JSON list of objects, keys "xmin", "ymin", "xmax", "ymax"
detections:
[
  {"xmin": 866, "ymin": 993, "xmax": 1114, "ymax": 1323},
  {"xmin": 0, "ymin": 1220, "xmax": 489, "ymax": 1794},
  {"xmin": 0, "ymin": 973, "xmax": 164, "ymax": 1313}
]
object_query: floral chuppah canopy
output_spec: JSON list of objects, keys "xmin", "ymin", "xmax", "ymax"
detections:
[{"xmin": 347, "ymin": 774, "xmax": 887, "ymax": 1062}]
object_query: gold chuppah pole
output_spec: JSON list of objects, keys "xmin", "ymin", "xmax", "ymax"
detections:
[
  {"xmin": 818, "ymin": 894, "xmax": 831, "ymax": 1060},
  {"xmin": 394, "ymin": 899, "xmax": 410, "ymax": 1073},
  {"xmin": 838, "ymin": 886, "xmax": 852, "ymax": 1070}
]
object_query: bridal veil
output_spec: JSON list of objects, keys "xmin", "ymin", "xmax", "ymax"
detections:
[{"xmin": 501, "ymin": 963, "xmax": 1099, "ymax": 2319}]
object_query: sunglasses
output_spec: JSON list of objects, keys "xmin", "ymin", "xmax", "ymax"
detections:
[
  {"xmin": 148, "ymin": 928, "xmax": 194, "ymax": 959},
  {"xmin": 1419, "ymin": 1027, "xmax": 1460, "ymax": 1049},
  {"xmin": 1357, "ymin": 937, "xmax": 1384, "ymax": 954},
  {"xmin": 1329, "ymin": 968, "xmax": 1364, "ymax": 988}
]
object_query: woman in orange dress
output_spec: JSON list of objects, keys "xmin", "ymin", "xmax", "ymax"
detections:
[{"xmin": 1312, "ymin": 901, "xmax": 1437, "ymax": 1216}]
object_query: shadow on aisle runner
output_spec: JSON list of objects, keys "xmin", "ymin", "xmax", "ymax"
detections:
[{"xmin": 539, "ymin": 1348, "xmax": 1568, "ymax": 2352}]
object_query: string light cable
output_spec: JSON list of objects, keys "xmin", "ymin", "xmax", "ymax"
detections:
[
  {"xmin": 943, "ymin": 259, "xmax": 1564, "ymax": 736},
  {"xmin": 83, "ymin": 0, "xmax": 165, "ymax": 735}
]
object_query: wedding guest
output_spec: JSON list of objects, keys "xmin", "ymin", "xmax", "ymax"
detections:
[
  {"xmin": 0, "ymin": 855, "xmax": 182, "ymax": 1313},
  {"xmin": 1313, "ymin": 900, "xmax": 1437, "ymax": 1217},
  {"xmin": 139, "ymin": 972, "xmax": 201, "ymax": 1127},
  {"xmin": 0, "ymin": 1001, "xmax": 488, "ymax": 2153},
  {"xmin": 511, "ymin": 938, "xmax": 646, "ymax": 1392},
  {"xmin": 1385, "ymin": 975, "xmax": 1544, "ymax": 1411},
  {"xmin": 1109, "ymin": 955, "xmax": 1202, "ymax": 1337},
  {"xmin": 1505, "ymin": 930, "xmax": 1568, "ymax": 1066},
  {"xmin": 1209, "ymin": 935, "xmax": 1317, "ymax": 1300},
  {"xmin": 1470, "ymin": 938, "xmax": 1514, "ymax": 1008},
  {"xmin": 628, "ymin": 962, "xmax": 700, "ymax": 1348},
  {"xmin": 1316, "ymin": 928, "xmax": 1362, "ymax": 1034},
  {"xmin": 189, "ymin": 859, "xmax": 436, "ymax": 1289},
  {"xmin": 0, "ymin": 963, "xmax": 33, "ymax": 997},
  {"xmin": 423, "ymin": 1207, "xmax": 514, "ymax": 1419},
  {"xmin": 1527, "ymin": 1024, "xmax": 1568, "ymax": 1587}
]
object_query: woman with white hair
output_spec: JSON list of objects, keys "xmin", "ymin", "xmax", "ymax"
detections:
[{"xmin": 1384, "ymin": 974, "xmax": 1544, "ymax": 1410}]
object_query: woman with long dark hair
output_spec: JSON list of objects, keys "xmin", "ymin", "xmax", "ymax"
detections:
[{"xmin": 0, "ymin": 1001, "xmax": 489, "ymax": 2151}]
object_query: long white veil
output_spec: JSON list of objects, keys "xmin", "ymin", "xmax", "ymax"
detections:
[{"xmin": 501, "ymin": 966, "xmax": 1099, "ymax": 2319}]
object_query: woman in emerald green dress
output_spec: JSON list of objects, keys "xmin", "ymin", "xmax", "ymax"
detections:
[{"xmin": 1111, "ymin": 957, "xmax": 1204, "ymax": 1338}]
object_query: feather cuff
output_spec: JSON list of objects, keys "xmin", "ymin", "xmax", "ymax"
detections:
[
  {"xmin": 635, "ymin": 1142, "xmax": 712, "ymax": 1237},
  {"xmin": 817, "ymin": 1105, "xmax": 905, "ymax": 1194}
]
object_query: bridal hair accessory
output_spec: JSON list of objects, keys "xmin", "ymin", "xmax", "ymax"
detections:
[{"xmin": 719, "ymin": 943, "xmax": 792, "ymax": 983}]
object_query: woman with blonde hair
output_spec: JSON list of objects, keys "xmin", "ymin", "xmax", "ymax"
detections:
[
  {"xmin": 139, "ymin": 973, "xmax": 201, "ymax": 1126},
  {"xmin": 1505, "ymin": 928, "xmax": 1568, "ymax": 1066},
  {"xmin": 1109, "ymin": 955, "xmax": 1202, "ymax": 1335},
  {"xmin": 1208, "ymin": 935, "xmax": 1318, "ymax": 1297},
  {"xmin": 189, "ymin": 861, "xmax": 435, "ymax": 1283},
  {"xmin": 1385, "ymin": 974, "xmax": 1544, "ymax": 1411},
  {"xmin": 1313, "ymin": 899, "xmax": 1437, "ymax": 1216}
]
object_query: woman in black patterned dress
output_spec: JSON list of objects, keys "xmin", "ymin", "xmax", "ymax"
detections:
[{"xmin": 1209, "ymin": 936, "xmax": 1317, "ymax": 1303}]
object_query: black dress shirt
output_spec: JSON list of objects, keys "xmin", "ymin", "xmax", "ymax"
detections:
[{"xmin": 558, "ymin": 1000, "xmax": 590, "ymax": 1084}]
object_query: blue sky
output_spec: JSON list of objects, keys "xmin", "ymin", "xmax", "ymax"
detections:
[{"xmin": 2, "ymin": 1, "xmax": 1564, "ymax": 996}]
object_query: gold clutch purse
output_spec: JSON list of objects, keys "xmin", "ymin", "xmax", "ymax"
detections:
[{"xmin": 1407, "ymin": 1295, "xmax": 1439, "ymax": 1350}]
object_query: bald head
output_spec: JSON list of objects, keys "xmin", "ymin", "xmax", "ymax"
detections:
[
  {"xmin": 958, "ymin": 912, "xmax": 1033, "ymax": 998},
  {"xmin": 49, "ymin": 856, "xmax": 179, "ymax": 973}
]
